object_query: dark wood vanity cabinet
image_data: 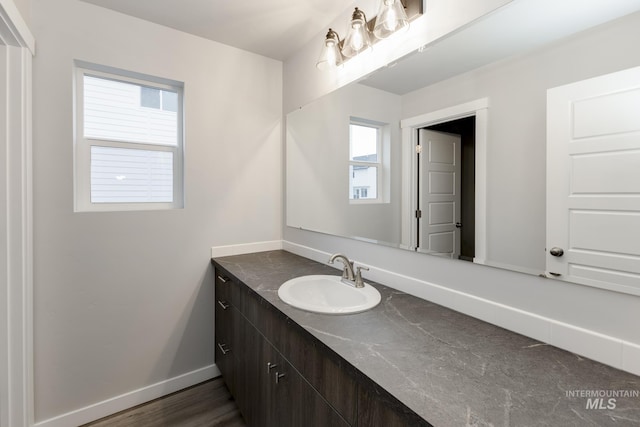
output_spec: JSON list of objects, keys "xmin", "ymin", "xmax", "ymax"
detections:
[
  {"xmin": 214, "ymin": 266, "xmax": 429, "ymax": 427},
  {"xmin": 215, "ymin": 270, "xmax": 350, "ymax": 427}
]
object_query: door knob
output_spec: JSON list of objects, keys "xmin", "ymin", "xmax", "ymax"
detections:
[
  {"xmin": 549, "ymin": 247, "xmax": 564, "ymax": 257},
  {"xmin": 455, "ymin": 222, "xmax": 462, "ymax": 228}
]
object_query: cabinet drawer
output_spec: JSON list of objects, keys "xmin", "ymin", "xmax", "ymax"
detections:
[
  {"xmin": 214, "ymin": 269, "xmax": 233, "ymax": 307},
  {"xmin": 214, "ymin": 304, "xmax": 239, "ymax": 397},
  {"xmin": 214, "ymin": 271, "xmax": 233, "ymax": 330}
]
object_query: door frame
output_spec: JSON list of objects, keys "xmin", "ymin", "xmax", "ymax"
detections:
[
  {"xmin": 0, "ymin": 1, "xmax": 35, "ymax": 426},
  {"xmin": 401, "ymin": 98, "xmax": 489, "ymax": 264}
]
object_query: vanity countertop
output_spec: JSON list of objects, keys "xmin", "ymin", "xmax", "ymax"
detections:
[{"xmin": 212, "ymin": 250, "xmax": 640, "ymax": 426}]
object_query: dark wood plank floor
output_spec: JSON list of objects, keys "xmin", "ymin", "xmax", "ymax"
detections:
[{"xmin": 81, "ymin": 377, "xmax": 246, "ymax": 427}]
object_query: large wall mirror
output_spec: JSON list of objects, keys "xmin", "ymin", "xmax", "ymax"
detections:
[{"xmin": 286, "ymin": 0, "xmax": 640, "ymax": 286}]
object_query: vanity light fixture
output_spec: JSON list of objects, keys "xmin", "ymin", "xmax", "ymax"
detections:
[
  {"xmin": 373, "ymin": 0, "xmax": 410, "ymax": 39},
  {"xmin": 341, "ymin": 7, "xmax": 372, "ymax": 58},
  {"xmin": 316, "ymin": 0, "xmax": 423, "ymax": 70},
  {"xmin": 316, "ymin": 28, "xmax": 344, "ymax": 70}
]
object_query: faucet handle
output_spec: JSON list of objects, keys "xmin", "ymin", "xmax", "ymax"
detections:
[{"xmin": 354, "ymin": 266, "xmax": 369, "ymax": 288}]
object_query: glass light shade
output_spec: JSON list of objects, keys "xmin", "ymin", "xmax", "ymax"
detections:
[
  {"xmin": 316, "ymin": 29, "xmax": 343, "ymax": 70},
  {"xmin": 373, "ymin": 0, "xmax": 409, "ymax": 39},
  {"xmin": 341, "ymin": 8, "xmax": 372, "ymax": 58}
]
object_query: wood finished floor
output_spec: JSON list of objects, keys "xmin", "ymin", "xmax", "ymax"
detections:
[{"xmin": 81, "ymin": 377, "xmax": 246, "ymax": 427}]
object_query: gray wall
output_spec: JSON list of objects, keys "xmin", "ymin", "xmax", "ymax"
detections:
[
  {"xmin": 11, "ymin": 0, "xmax": 30, "ymax": 26},
  {"xmin": 32, "ymin": 0, "xmax": 282, "ymax": 422}
]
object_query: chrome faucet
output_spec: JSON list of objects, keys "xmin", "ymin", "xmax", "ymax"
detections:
[{"xmin": 328, "ymin": 253, "xmax": 369, "ymax": 288}]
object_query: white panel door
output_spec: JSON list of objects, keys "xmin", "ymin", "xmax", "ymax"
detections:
[
  {"xmin": 547, "ymin": 66, "xmax": 640, "ymax": 295},
  {"xmin": 418, "ymin": 129, "xmax": 461, "ymax": 258}
]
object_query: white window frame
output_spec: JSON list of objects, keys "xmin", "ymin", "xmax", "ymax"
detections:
[
  {"xmin": 349, "ymin": 119, "xmax": 384, "ymax": 204},
  {"xmin": 73, "ymin": 62, "xmax": 184, "ymax": 212}
]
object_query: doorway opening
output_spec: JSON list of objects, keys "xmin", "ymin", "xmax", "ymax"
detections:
[
  {"xmin": 417, "ymin": 116, "xmax": 476, "ymax": 261},
  {"xmin": 400, "ymin": 97, "xmax": 488, "ymax": 265}
]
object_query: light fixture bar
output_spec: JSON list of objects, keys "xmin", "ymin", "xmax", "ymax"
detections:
[{"xmin": 316, "ymin": 0, "xmax": 423, "ymax": 70}]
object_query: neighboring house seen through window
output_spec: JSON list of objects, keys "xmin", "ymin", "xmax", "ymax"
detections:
[
  {"xmin": 74, "ymin": 62, "xmax": 184, "ymax": 211},
  {"xmin": 349, "ymin": 121, "xmax": 382, "ymax": 201}
]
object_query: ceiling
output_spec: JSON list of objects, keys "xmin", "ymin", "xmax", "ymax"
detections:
[
  {"xmin": 79, "ymin": 0, "xmax": 356, "ymax": 61},
  {"xmin": 79, "ymin": 0, "xmax": 640, "ymax": 77}
]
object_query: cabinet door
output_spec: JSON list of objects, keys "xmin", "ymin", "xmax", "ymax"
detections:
[
  {"xmin": 236, "ymin": 315, "xmax": 350, "ymax": 427},
  {"xmin": 245, "ymin": 287, "xmax": 358, "ymax": 424},
  {"xmin": 357, "ymin": 380, "xmax": 431, "ymax": 427},
  {"xmin": 234, "ymin": 313, "xmax": 268, "ymax": 427},
  {"xmin": 276, "ymin": 317, "xmax": 357, "ymax": 424},
  {"xmin": 265, "ymin": 341, "xmax": 350, "ymax": 427}
]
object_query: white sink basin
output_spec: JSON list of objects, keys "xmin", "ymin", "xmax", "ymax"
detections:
[{"xmin": 278, "ymin": 275, "xmax": 381, "ymax": 315}]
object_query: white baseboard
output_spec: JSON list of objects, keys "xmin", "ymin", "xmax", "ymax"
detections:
[
  {"xmin": 211, "ymin": 240, "xmax": 283, "ymax": 259},
  {"xmin": 283, "ymin": 241, "xmax": 640, "ymax": 377},
  {"xmin": 622, "ymin": 341, "xmax": 640, "ymax": 375},
  {"xmin": 34, "ymin": 364, "xmax": 221, "ymax": 427}
]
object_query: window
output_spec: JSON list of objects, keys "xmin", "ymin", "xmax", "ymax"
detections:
[
  {"xmin": 349, "ymin": 121, "xmax": 382, "ymax": 201},
  {"xmin": 74, "ymin": 62, "xmax": 184, "ymax": 211},
  {"xmin": 140, "ymin": 87, "xmax": 178, "ymax": 112}
]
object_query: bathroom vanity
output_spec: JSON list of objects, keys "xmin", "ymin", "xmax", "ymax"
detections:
[{"xmin": 212, "ymin": 250, "xmax": 640, "ymax": 426}]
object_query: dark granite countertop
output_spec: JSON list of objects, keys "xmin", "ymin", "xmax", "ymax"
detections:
[{"xmin": 212, "ymin": 250, "xmax": 640, "ymax": 426}]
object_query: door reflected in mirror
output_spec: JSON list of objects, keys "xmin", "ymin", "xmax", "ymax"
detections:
[{"xmin": 416, "ymin": 117, "xmax": 475, "ymax": 262}]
